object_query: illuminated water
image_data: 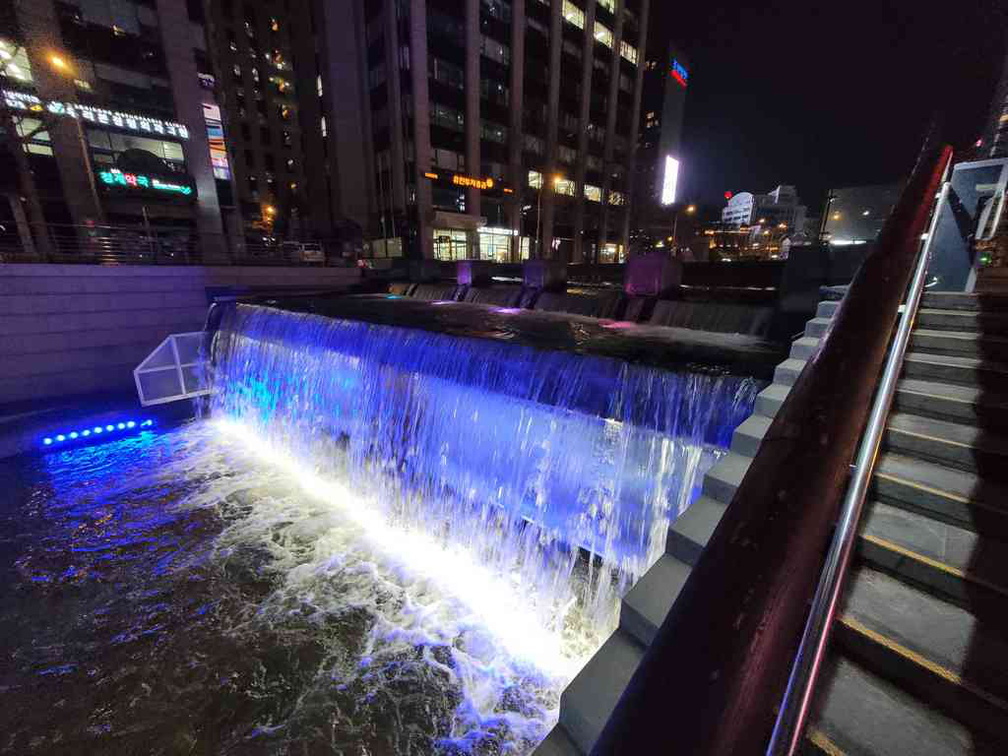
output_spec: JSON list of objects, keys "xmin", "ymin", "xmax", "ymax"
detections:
[
  {"xmin": 210, "ymin": 304, "xmax": 760, "ymax": 655},
  {"xmin": 1, "ymin": 303, "xmax": 761, "ymax": 753}
]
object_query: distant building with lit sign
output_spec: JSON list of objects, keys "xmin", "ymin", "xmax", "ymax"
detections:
[
  {"xmin": 452, "ymin": 174, "xmax": 495, "ymax": 190},
  {"xmin": 671, "ymin": 59, "xmax": 689, "ymax": 88},
  {"xmin": 721, "ymin": 185, "xmax": 808, "ymax": 234},
  {"xmin": 0, "ymin": 0, "xmax": 226, "ymax": 252}
]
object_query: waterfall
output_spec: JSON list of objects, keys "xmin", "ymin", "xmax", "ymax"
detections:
[{"xmin": 209, "ymin": 303, "xmax": 761, "ymax": 641}]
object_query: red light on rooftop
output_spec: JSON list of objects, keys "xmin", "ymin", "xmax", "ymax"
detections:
[{"xmin": 724, "ymin": 191, "xmax": 733, "ymax": 200}]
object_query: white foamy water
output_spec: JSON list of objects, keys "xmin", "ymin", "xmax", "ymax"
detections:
[{"xmin": 176, "ymin": 420, "xmax": 584, "ymax": 752}]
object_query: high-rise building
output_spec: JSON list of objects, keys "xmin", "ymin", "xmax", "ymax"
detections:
[
  {"xmin": 339, "ymin": 0, "xmax": 651, "ymax": 262},
  {"xmin": 630, "ymin": 44, "xmax": 688, "ymax": 251},
  {"xmin": 200, "ymin": 0, "xmax": 371, "ymax": 248},
  {"xmin": 0, "ymin": 0, "xmax": 226, "ymax": 253},
  {"xmin": 979, "ymin": 50, "xmax": 1008, "ymax": 159}
]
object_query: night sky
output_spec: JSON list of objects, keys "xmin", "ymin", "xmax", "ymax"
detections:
[{"xmin": 651, "ymin": 0, "xmax": 1008, "ymax": 213}]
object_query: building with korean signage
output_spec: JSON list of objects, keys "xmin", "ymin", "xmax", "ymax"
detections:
[{"xmin": 0, "ymin": 0, "xmax": 226, "ymax": 253}]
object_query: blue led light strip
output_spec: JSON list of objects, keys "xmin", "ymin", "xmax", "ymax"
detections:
[{"xmin": 42, "ymin": 419, "xmax": 155, "ymax": 448}]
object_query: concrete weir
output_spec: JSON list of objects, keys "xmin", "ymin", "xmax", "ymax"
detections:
[{"xmin": 535, "ymin": 291, "xmax": 844, "ymax": 755}]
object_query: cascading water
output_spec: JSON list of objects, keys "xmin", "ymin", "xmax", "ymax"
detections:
[{"xmin": 209, "ymin": 304, "xmax": 761, "ymax": 654}]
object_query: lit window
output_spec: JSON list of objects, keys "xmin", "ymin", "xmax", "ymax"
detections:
[
  {"xmin": 593, "ymin": 22, "xmax": 613, "ymax": 48},
  {"xmin": 608, "ymin": 190, "xmax": 625, "ymax": 206},
  {"xmin": 320, "ymin": 116, "xmax": 327, "ymax": 136},
  {"xmin": 584, "ymin": 184, "xmax": 602, "ymax": 202},
  {"xmin": 528, "ymin": 170, "xmax": 543, "ymax": 189},
  {"xmin": 598, "ymin": 0, "xmax": 615, "ymax": 11},
  {"xmin": 316, "ymin": 74, "xmax": 323, "ymax": 96},
  {"xmin": 620, "ymin": 40, "xmax": 638, "ymax": 65},
  {"xmin": 270, "ymin": 17, "xmax": 279, "ymax": 32},
  {"xmin": 562, "ymin": 1, "xmax": 585, "ymax": 30},
  {"xmin": 555, "ymin": 178, "xmax": 576, "ymax": 197}
]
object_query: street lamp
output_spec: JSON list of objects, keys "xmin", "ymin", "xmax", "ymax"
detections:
[{"xmin": 686, "ymin": 204, "xmax": 696, "ymax": 214}]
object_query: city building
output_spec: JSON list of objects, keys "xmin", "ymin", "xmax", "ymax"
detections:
[
  {"xmin": 0, "ymin": 0, "xmax": 226, "ymax": 254},
  {"xmin": 822, "ymin": 181, "xmax": 903, "ymax": 244},
  {"xmin": 200, "ymin": 0, "xmax": 370, "ymax": 248},
  {"xmin": 721, "ymin": 184, "xmax": 807, "ymax": 233},
  {"xmin": 979, "ymin": 49, "xmax": 1008, "ymax": 159},
  {"xmin": 349, "ymin": 0, "xmax": 651, "ymax": 262},
  {"xmin": 629, "ymin": 43, "xmax": 688, "ymax": 254}
]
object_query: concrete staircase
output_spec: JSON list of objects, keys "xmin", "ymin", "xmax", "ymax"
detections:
[
  {"xmin": 805, "ymin": 291, "xmax": 1008, "ymax": 755},
  {"xmin": 535, "ymin": 295, "xmax": 842, "ymax": 755}
]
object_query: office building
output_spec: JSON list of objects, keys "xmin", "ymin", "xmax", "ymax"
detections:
[
  {"xmin": 201, "ymin": 0, "xmax": 371, "ymax": 248},
  {"xmin": 980, "ymin": 50, "xmax": 1008, "ymax": 159},
  {"xmin": 1, "ymin": 0, "xmax": 225, "ymax": 253},
  {"xmin": 822, "ymin": 181, "xmax": 903, "ymax": 244},
  {"xmin": 347, "ymin": 0, "xmax": 650, "ymax": 262},
  {"xmin": 721, "ymin": 184, "xmax": 807, "ymax": 233},
  {"xmin": 630, "ymin": 43, "xmax": 688, "ymax": 253}
]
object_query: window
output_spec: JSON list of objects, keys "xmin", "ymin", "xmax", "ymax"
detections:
[
  {"xmin": 432, "ymin": 148, "xmax": 465, "ymax": 171},
  {"xmin": 282, "ymin": 129, "xmax": 292, "ymax": 146},
  {"xmin": 587, "ymin": 155, "xmax": 603, "ymax": 171},
  {"xmin": 555, "ymin": 178, "xmax": 576, "ymax": 196},
  {"xmin": 428, "ymin": 9, "xmax": 465, "ymax": 46},
  {"xmin": 587, "ymin": 123, "xmax": 605, "ymax": 143},
  {"xmin": 480, "ymin": 78, "xmax": 509, "ymax": 105},
  {"xmin": 481, "ymin": 36, "xmax": 510, "ymax": 65},
  {"xmin": 316, "ymin": 74, "xmax": 323, "ymax": 96},
  {"xmin": 286, "ymin": 158, "xmax": 294, "ymax": 171},
  {"xmin": 561, "ymin": 112, "xmax": 578, "ymax": 131},
  {"xmin": 429, "ymin": 57, "xmax": 464, "ymax": 90},
  {"xmin": 523, "ymin": 134, "xmax": 544, "ymax": 155},
  {"xmin": 527, "ymin": 17, "xmax": 548, "ymax": 37},
  {"xmin": 264, "ymin": 153, "xmax": 275, "ymax": 170},
  {"xmin": 528, "ymin": 169, "xmax": 543, "ymax": 189},
  {"xmin": 481, "ymin": 120, "xmax": 507, "ymax": 143},
  {"xmin": 608, "ymin": 189, "xmax": 625, "ymax": 206},
  {"xmin": 430, "ymin": 103, "xmax": 464, "ymax": 131},
  {"xmin": 481, "ymin": 0, "xmax": 511, "ymax": 22},
  {"xmin": 366, "ymin": 15, "xmax": 384, "ymax": 45},
  {"xmin": 584, "ymin": 184, "xmax": 602, "ymax": 202},
  {"xmin": 260, "ymin": 126, "xmax": 271, "ymax": 144},
  {"xmin": 244, "ymin": 149, "xmax": 255, "ymax": 166},
  {"xmin": 558, "ymin": 145, "xmax": 576, "ymax": 164},
  {"xmin": 368, "ymin": 63, "xmax": 386, "ymax": 89},
  {"xmin": 593, "ymin": 22, "xmax": 613, "ymax": 48},
  {"xmin": 320, "ymin": 116, "xmax": 327, "ymax": 136},
  {"xmin": 620, "ymin": 40, "xmax": 638, "ymax": 65},
  {"xmin": 562, "ymin": 39, "xmax": 581, "ymax": 59},
  {"xmin": 619, "ymin": 73, "xmax": 632, "ymax": 93},
  {"xmin": 597, "ymin": 0, "xmax": 615, "ymax": 11},
  {"xmin": 562, "ymin": 1, "xmax": 584, "ymax": 29}
]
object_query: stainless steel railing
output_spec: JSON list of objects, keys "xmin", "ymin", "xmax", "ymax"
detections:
[{"xmin": 765, "ymin": 176, "xmax": 952, "ymax": 756}]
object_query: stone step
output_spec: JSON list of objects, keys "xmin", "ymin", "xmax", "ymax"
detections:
[
  {"xmin": 534, "ymin": 726, "xmax": 582, "ymax": 756},
  {"xmin": 921, "ymin": 292, "xmax": 1008, "ymax": 312},
  {"xmin": 774, "ymin": 357, "xmax": 807, "ymax": 387},
  {"xmin": 894, "ymin": 378, "xmax": 1008, "ymax": 431},
  {"xmin": 805, "ymin": 317, "xmax": 832, "ymax": 338},
  {"xmin": 871, "ymin": 453, "xmax": 1008, "ymax": 538},
  {"xmin": 557, "ymin": 628, "xmax": 645, "ymax": 754},
  {"xmin": 917, "ymin": 307, "xmax": 1008, "ymax": 335},
  {"xmin": 835, "ymin": 567, "xmax": 1008, "ymax": 742},
  {"xmin": 619, "ymin": 553, "xmax": 690, "ymax": 647},
  {"xmin": 755, "ymin": 382, "xmax": 790, "ymax": 418},
  {"xmin": 816, "ymin": 300, "xmax": 840, "ymax": 319},
  {"xmin": 701, "ymin": 451, "xmax": 751, "ymax": 506},
  {"xmin": 809, "ymin": 655, "xmax": 997, "ymax": 755},
  {"xmin": 911, "ymin": 328, "xmax": 1008, "ymax": 361},
  {"xmin": 730, "ymin": 413, "xmax": 771, "ymax": 457},
  {"xmin": 790, "ymin": 336, "xmax": 820, "ymax": 360},
  {"xmin": 859, "ymin": 501, "xmax": 1008, "ymax": 628},
  {"xmin": 666, "ymin": 495, "xmax": 726, "ymax": 567},
  {"xmin": 903, "ymin": 352, "xmax": 1008, "ymax": 387},
  {"xmin": 885, "ymin": 412, "xmax": 1008, "ymax": 478}
]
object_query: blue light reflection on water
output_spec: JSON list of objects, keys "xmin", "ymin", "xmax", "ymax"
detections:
[{"xmin": 4, "ymin": 423, "xmax": 566, "ymax": 754}]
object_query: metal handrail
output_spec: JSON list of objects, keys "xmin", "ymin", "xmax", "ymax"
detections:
[{"xmin": 765, "ymin": 175, "xmax": 953, "ymax": 756}]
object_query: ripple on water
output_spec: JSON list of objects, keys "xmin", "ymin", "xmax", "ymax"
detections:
[{"xmin": 0, "ymin": 422, "xmax": 578, "ymax": 755}]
